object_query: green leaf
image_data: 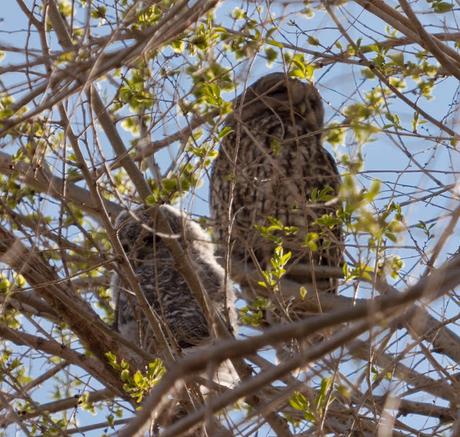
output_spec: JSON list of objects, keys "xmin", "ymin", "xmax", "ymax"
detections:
[
  {"xmin": 316, "ymin": 376, "xmax": 333, "ymax": 411},
  {"xmin": 432, "ymin": 2, "xmax": 453, "ymax": 12},
  {"xmin": 133, "ymin": 371, "xmax": 143, "ymax": 386},
  {"xmin": 91, "ymin": 5, "xmax": 106, "ymax": 19},
  {"xmin": 299, "ymin": 286, "xmax": 308, "ymax": 300},
  {"xmin": 289, "ymin": 391, "xmax": 315, "ymax": 421},
  {"xmin": 120, "ymin": 369, "xmax": 130, "ymax": 382},
  {"xmin": 365, "ymin": 179, "xmax": 381, "ymax": 202},
  {"xmin": 265, "ymin": 47, "xmax": 278, "ymax": 65},
  {"xmin": 303, "ymin": 232, "xmax": 319, "ymax": 252},
  {"xmin": 218, "ymin": 126, "xmax": 233, "ymax": 139},
  {"xmin": 307, "ymin": 36, "xmax": 319, "ymax": 46},
  {"xmin": 289, "ymin": 391, "xmax": 308, "ymax": 411},
  {"xmin": 325, "ymin": 123, "xmax": 346, "ymax": 146},
  {"xmin": 388, "ymin": 52, "xmax": 404, "ymax": 67}
]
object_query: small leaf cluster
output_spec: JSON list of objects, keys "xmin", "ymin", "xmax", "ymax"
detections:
[
  {"xmin": 0, "ymin": 176, "xmax": 35, "ymax": 210},
  {"xmin": 377, "ymin": 255, "xmax": 405, "ymax": 280},
  {"xmin": 186, "ymin": 62, "xmax": 234, "ymax": 114},
  {"xmin": 188, "ymin": 14, "xmax": 222, "ymax": 54},
  {"xmin": 146, "ymin": 162, "xmax": 202, "ymax": 204},
  {"xmin": 289, "ymin": 377, "xmax": 337, "ymax": 424},
  {"xmin": 220, "ymin": 9, "xmax": 264, "ymax": 60},
  {"xmin": 343, "ymin": 89, "xmax": 383, "ymax": 144},
  {"xmin": 187, "ymin": 140, "xmax": 219, "ymax": 168},
  {"xmin": 427, "ymin": 0, "xmax": 454, "ymax": 13},
  {"xmin": 0, "ymin": 273, "xmax": 25, "ymax": 329},
  {"xmin": 371, "ymin": 365, "xmax": 394, "ymax": 382},
  {"xmin": 0, "ymin": 94, "xmax": 15, "ymax": 122},
  {"xmin": 284, "ymin": 53, "xmax": 316, "ymax": 81},
  {"xmin": 342, "ymin": 261, "xmax": 375, "ymax": 282},
  {"xmin": 325, "ymin": 123, "xmax": 346, "ymax": 147},
  {"xmin": 339, "ymin": 172, "xmax": 405, "ymax": 247},
  {"xmin": 303, "ymin": 232, "xmax": 320, "ymax": 252},
  {"xmin": 362, "ymin": 45, "xmax": 439, "ymax": 100},
  {"xmin": 255, "ymin": 216, "xmax": 298, "ymax": 246},
  {"xmin": 0, "ymin": 93, "xmax": 28, "ymax": 134},
  {"xmin": 415, "ymin": 220, "xmax": 435, "ymax": 242},
  {"xmin": 106, "ymin": 353, "xmax": 165, "ymax": 403},
  {"xmin": 116, "ymin": 67, "xmax": 155, "ymax": 114},
  {"xmin": 258, "ymin": 245, "xmax": 292, "ymax": 290},
  {"xmin": 0, "ymin": 349, "xmax": 31, "ymax": 386},
  {"xmin": 239, "ymin": 297, "xmax": 271, "ymax": 328},
  {"xmin": 128, "ymin": 2, "xmax": 176, "ymax": 31}
]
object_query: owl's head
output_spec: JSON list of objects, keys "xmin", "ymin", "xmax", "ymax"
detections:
[{"xmin": 230, "ymin": 73, "xmax": 324, "ymax": 130}]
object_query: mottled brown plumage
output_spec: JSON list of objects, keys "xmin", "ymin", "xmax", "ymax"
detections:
[
  {"xmin": 113, "ymin": 205, "xmax": 236, "ymax": 353},
  {"xmin": 210, "ymin": 73, "xmax": 342, "ymax": 294}
]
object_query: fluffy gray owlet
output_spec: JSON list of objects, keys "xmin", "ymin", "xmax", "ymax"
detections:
[
  {"xmin": 210, "ymin": 72, "xmax": 343, "ymax": 294},
  {"xmin": 114, "ymin": 205, "xmax": 236, "ymax": 353}
]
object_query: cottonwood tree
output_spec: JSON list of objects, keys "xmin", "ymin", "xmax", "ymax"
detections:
[{"xmin": 0, "ymin": 0, "xmax": 459, "ymax": 435}]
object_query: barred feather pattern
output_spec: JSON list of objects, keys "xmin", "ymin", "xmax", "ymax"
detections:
[
  {"xmin": 210, "ymin": 73, "xmax": 343, "ymax": 294},
  {"xmin": 114, "ymin": 205, "xmax": 236, "ymax": 353}
]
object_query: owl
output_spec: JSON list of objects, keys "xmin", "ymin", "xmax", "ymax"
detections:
[
  {"xmin": 210, "ymin": 72, "xmax": 342, "ymax": 294},
  {"xmin": 113, "ymin": 205, "xmax": 236, "ymax": 354}
]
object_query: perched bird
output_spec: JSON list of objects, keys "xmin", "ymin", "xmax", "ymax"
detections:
[
  {"xmin": 113, "ymin": 205, "xmax": 236, "ymax": 354},
  {"xmin": 210, "ymin": 72, "xmax": 342, "ymax": 294},
  {"xmin": 113, "ymin": 205, "xmax": 238, "ymax": 435}
]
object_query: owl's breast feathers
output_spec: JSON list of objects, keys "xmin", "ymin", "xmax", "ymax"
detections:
[
  {"xmin": 114, "ymin": 206, "xmax": 236, "ymax": 352},
  {"xmin": 210, "ymin": 73, "xmax": 343, "ymax": 291}
]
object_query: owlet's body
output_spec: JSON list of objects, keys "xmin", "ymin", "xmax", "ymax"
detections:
[
  {"xmin": 210, "ymin": 73, "xmax": 342, "ymax": 293},
  {"xmin": 114, "ymin": 205, "xmax": 236, "ymax": 353}
]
